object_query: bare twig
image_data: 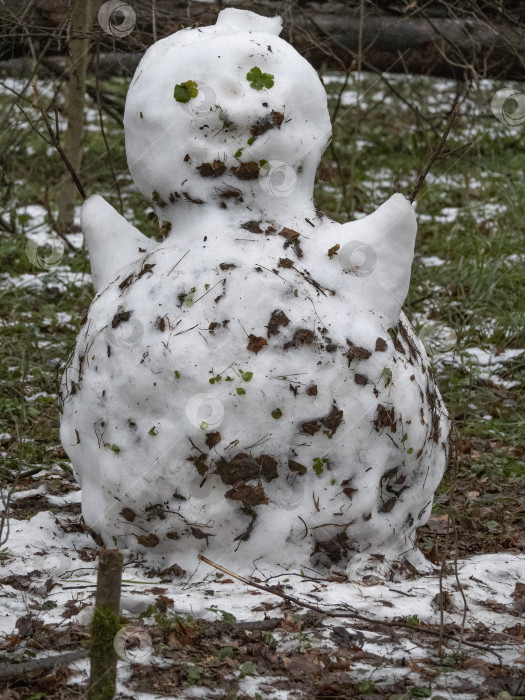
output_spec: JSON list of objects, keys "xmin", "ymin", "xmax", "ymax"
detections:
[
  {"xmin": 0, "ymin": 215, "xmax": 15, "ymax": 234},
  {"xmin": 438, "ymin": 421, "xmax": 469, "ymax": 657},
  {"xmin": 0, "ymin": 422, "xmax": 23, "ymax": 550},
  {"xmin": 95, "ymin": 42, "xmax": 123, "ymax": 214},
  {"xmin": 30, "ymin": 79, "xmax": 87, "ymax": 200},
  {"xmin": 409, "ymin": 104, "xmax": 460, "ymax": 203},
  {"xmin": 198, "ymin": 554, "xmax": 502, "ymax": 660}
]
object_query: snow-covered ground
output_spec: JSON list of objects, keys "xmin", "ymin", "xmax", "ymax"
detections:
[{"xmin": 1, "ymin": 471, "xmax": 523, "ymax": 698}]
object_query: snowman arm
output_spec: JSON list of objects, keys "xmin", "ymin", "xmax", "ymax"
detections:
[
  {"xmin": 339, "ymin": 193, "xmax": 417, "ymax": 326},
  {"xmin": 81, "ymin": 194, "xmax": 154, "ymax": 292}
]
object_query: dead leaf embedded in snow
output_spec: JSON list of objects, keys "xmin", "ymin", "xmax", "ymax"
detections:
[
  {"xmin": 247, "ymin": 334, "xmax": 268, "ymax": 354},
  {"xmin": 136, "ymin": 533, "xmax": 160, "ymax": 548}
]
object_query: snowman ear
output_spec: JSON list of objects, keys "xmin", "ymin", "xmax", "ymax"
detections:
[
  {"xmin": 339, "ymin": 194, "xmax": 417, "ymax": 326},
  {"xmin": 81, "ymin": 195, "xmax": 153, "ymax": 292},
  {"xmin": 216, "ymin": 9, "xmax": 283, "ymax": 36}
]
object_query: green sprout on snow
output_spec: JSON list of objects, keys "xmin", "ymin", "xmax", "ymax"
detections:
[
  {"xmin": 174, "ymin": 80, "xmax": 198, "ymax": 103},
  {"xmin": 246, "ymin": 66, "xmax": 274, "ymax": 90}
]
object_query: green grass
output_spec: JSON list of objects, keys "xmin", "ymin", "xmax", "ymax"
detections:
[{"xmin": 316, "ymin": 72, "xmax": 525, "ymax": 465}]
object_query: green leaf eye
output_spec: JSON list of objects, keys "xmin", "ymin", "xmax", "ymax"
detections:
[
  {"xmin": 174, "ymin": 80, "xmax": 199, "ymax": 103},
  {"xmin": 246, "ymin": 66, "xmax": 274, "ymax": 90}
]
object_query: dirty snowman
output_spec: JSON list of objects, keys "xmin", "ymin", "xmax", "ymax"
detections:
[{"xmin": 60, "ymin": 8, "xmax": 449, "ymax": 582}]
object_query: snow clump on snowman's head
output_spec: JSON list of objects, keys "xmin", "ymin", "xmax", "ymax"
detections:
[{"xmin": 124, "ymin": 9, "xmax": 332, "ymax": 216}]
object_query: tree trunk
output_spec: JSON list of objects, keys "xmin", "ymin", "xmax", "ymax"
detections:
[
  {"xmin": 88, "ymin": 549, "xmax": 123, "ymax": 700},
  {"xmin": 57, "ymin": 0, "xmax": 92, "ymax": 235}
]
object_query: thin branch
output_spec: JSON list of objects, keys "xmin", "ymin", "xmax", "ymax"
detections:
[
  {"xmin": 30, "ymin": 78, "xmax": 87, "ymax": 200},
  {"xmin": 409, "ymin": 104, "xmax": 460, "ymax": 203},
  {"xmin": 0, "ymin": 215, "xmax": 15, "ymax": 234},
  {"xmin": 198, "ymin": 554, "xmax": 502, "ymax": 660},
  {"xmin": 95, "ymin": 42, "xmax": 123, "ymax": 214}
]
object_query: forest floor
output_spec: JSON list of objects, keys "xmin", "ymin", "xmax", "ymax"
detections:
[{"xmin": 0, "ymin": 67, "xmax": 524, "ymax": 699}]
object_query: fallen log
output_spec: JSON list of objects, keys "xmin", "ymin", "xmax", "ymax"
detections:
[
  {"xmin": 0, "ymin": 649, "xmax": 88, "ymax": 680},
  {"xmin": 0, "ymin": 1, "xmax": 524, "ymax": 81}
]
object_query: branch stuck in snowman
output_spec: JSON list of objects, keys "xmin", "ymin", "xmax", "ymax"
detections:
[{"xmin": 60, "ymin": 8, "xmax": 449, "ymax": 582}]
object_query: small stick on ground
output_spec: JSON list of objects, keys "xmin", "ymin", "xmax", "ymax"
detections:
[
  {"xmin": 0, "ymin": 650, "xmax": 88, "ymax": 681},
  {"xmin": 409, "ymin": 104, "xmax": 460, "ymax": 203},
  {"xmin": 198, "ymin": 554, "xmax": 502, "ymax": 660},
  {"xmin": 88, "ymin": 549, "xmax": 123, "ymax": 700}
]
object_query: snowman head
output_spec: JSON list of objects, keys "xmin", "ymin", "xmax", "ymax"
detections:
[{"xmin": 124, "ymin": 9, "xmax": 332, "ymax": 220}]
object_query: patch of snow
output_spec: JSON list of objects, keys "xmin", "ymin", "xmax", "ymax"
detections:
[
  {"xmin": 418, "ymin": 255, "xmax": 445, "ymax": 267},
  {"xmin": 0, "ymin": 506, "xmax": 522, "ymax": 698}
]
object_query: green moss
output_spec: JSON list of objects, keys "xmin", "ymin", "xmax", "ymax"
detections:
[
  {"xmin": 312, "ymin": 457, "xmax": 328, "ymax": 475},
  {"xmin": 88, "ymin": 605, "xmax": 120, "ymax": 700}
]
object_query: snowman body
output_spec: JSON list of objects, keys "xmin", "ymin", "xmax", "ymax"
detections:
[{"xmin": 60, "ymin": 9, "xmax": 449, "ymax": 579}]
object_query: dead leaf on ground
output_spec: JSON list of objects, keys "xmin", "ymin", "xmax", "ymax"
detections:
[{"xmin": 247, "ymin": 334, "xmax": 268, "ymax": 354}]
